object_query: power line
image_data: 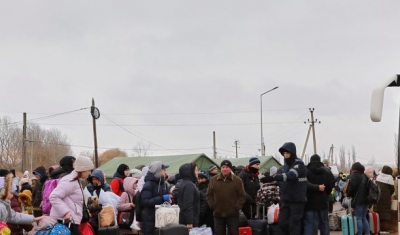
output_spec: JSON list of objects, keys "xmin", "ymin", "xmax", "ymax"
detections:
[
  {"xmin": 26, "ymin": 139, "xmax": 211, "ymax": 152},
  {"xmin": 101, "ymin": 114, "xmax": 170, "ymax": 150},
  {"xmin": 32, "ymin": 121, "xmax": 304, "ymax": 127},
  {"xmin": 0, "ymin": 108, "xmax": 308, "ymax": 116},
  {"xmin": 0, "ymin": 107, "xmax": 90, "ymax": 127}
]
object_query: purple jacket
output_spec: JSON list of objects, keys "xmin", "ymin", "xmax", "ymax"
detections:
[{"xmin": 49, "ymin": 171, "xmax": 84, "ymax": 224}]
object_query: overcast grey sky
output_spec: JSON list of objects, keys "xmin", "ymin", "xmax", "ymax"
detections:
[{"xmin": 1, "ymin": 1, "xmax": 400, "ymax": 166}]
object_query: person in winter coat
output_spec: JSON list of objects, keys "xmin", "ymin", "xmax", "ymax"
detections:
[
  {"xmin": 86, "ymin": 169, "xmax": 111, "ymax": 196},
  {"xmin": 257, "ymin": 166, "xmax": 280, "ymax": 208},
  {"xmin": 141, "ymin": 161, "xmax": 170, "ymax": 235},
  {"xmin": 206, "ymin": 160, "xmax": 246, "ymax": 235},
  {"xmin": 348, "ymin": 162, "xmax": 370, "ymax": 235},
  {"xmin": 0, "ymin": 173, "xmax": 39, "ymax": 232},
  {"xmin": 263, "ymin": 142, "xmax": 307, "ymax": 235},
  {"xmin": 49, "ymin": 156, "xmax": 94, "ymax": 235},
  {"xmin": 117, "ymin": 177, "xmax": 138, "ymax": 232},
  {"xmin": 32, "ymin": 166, "xmax": 47, "ymax": 217},
  {"xmin": 117, "ymin": 177, "xmax": 138, "ymax": 211},
  {"xmin": 50, "ymin": 156, "xmax": 76, "ymax": 179},
  {"xmin": 111, "ymin": 164, "xmax": 130, "ymax": 196},
  {"xmin": 375, "ymin": 165, "xmax": 395, "ymax": 232},
  {"xmin": 197, "ymin": 170, "xmax": 213, "ymax": 229},
  {"xmin": 176, "ymin": 163, "xmax": 200, "ymax": 228},
  {"xmin": 238, "ymin": 157, "xmax": 261, "ymax": 219},
  {"xmin": 7, "ymin": 190, "xmax": 33, "ymax": 235},
  {"xmin": 19, "ymin": 177, "xmax": 32, "ymax": 194},
  {"xmin": 304, "ymin": 154, "xmax": 334, "ymax": 235}
]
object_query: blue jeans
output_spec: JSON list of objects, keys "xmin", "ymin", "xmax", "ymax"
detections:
[
  {"xmin": 354, "ymin": 205, "xmax": 370, "ymax": 235},
  {"xmin": 303, "ymin": 210, "xmax": 329, "ymax": 235}
]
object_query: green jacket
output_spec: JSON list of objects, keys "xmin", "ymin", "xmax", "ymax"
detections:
[{"xmin": 206, "ymin": 172, "xmax": 246, "ymax": 217}]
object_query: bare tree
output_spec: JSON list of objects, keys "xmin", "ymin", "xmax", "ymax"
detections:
[
  {"xmin": 347, "ymin": 150, "xmax": 352, "ymax": 170},
  {"xmin": 351, "ymin": 145, "xmax": 356, "ymax": 164},
  {"xmin": 339, "ymin": 145, "xmax": 346, "ymax": 172},
  {"xmin": 132, "ymin": 141, "xmax": 151, "ymax": 157},
  {"xmin": 99, "ymin": 148, "xmax": 127, "ymax": 166}
]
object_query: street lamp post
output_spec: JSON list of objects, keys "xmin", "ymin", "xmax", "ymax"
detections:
[{"xmin": 260, "ymin": 86, "xmax": 279, "ymax": 156}]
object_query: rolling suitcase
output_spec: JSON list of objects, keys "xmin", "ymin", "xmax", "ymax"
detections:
[
  {"xmin": 155, "ymin": 224, "xmax": 189, "ymax": 235},
  {"xmin": 328, "ymin": 213, "xmax": 341, "ymax": 231},
  {"xmin": 239, "ymin": 226, "xmax": 252, "ymax": 235},
  {"xmin": 97, "ymin": 224, "xmax": 121, "ymax": 235},
  {"xmin": 247, "ymin": 204, "xmax": 268, "ymax": 235},
  {"xmin": 368, "ymin": 210, "xmax": 380, "ymax": 235},
  {"xmin": 341, "ymin": 214, "xmax": 354, "ymax": 235}
]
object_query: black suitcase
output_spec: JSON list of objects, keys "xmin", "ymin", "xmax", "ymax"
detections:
[
  {"xmin": 248, "ymin": 204, "xmax": 268, "ymax": 235},
  {"xmin": 97, "ymin": 224, "xmax": 121, "ymax": 235},
  {"xmin": 155, "ymin": 224, "xmax": 189, "ymax": 235}
]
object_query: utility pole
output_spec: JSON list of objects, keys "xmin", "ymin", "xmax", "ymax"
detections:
[
  {"xmin": 301, "ymin": 108, "xmax": 321, "ymax": 159},
  {"xmin": 212, "ymin": 131, "xmax": 217, "ymax": 159},
  {"xmin": 22, "ymin": 113, "xmax": 27, "ymax": 172},
  {"xmin": 328, "ymin": 144, "xmax": 334, "ymax": 165},
  {"xmin": 90, "ymin": 98, "xmax": 100, "ymax": 168},
  {"xmin": 233, "ymin": 140, "xmax": 240, "ymax": 158}
]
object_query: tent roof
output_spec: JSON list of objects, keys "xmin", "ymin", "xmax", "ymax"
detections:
[
  {"xmin": 98, "ymin": 153, "xmax": 219, "ymax": 179},
  {"xmin": 212, "ymin": 156, "xmax": 282, "ymax": 173}
]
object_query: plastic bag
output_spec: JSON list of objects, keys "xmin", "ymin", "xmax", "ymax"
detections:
[
  {"xmin": 80, "ymin": 222, "xmax": 95, "ymax": 235},
  {"xmin": 189, "ymin": 226, "xmax": 213, "ymax": 235},
  {"xmin": 155, "ymin": 202, "xmax": 179, "ymax": 228},
  {"xmin": 267, "ymin": 204, "xmax": 279, "ymax": 224}
]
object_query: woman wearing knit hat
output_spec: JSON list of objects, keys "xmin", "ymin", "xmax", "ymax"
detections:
[
  {"xmin": 32, "ymin": 166, "xmax": 48, "ymax": 217},
  {"xmin": 49, "ymin": 156, "xmax": 94, "ymax": 235},
  {"xmin": 347, "ymin": 162, "xmax": 370, "ymax": 235},
  {"xmin": 238, "ymin": 157, "xmax": 261, "ymax": 219},
  {"xmin": 374, "ymin": 165, "xmax": 394, "ymax": 232}
]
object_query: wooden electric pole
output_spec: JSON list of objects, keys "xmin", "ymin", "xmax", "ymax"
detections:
[
  {"xmin": 301, "ymin": 108, "xmax": 321, "ymax": 159},
  {"xmin": 213, "ymin": 131, "xmax": 217, "ymax": 159},
  {"xmin": 91, "ymin": 98, "xmax": 99, "ymax": 168},
  {"xmin": 233, "ymin": 140, "xmax": 240, "ymax": 158},
  {"xmin": 22, "ymin": 113, "xmax": 27, "ymax": 172}
]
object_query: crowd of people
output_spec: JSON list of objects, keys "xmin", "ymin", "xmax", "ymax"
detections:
[{"xmin": 0, "ymin": 142, "xmax": 398, "ymax": 235}]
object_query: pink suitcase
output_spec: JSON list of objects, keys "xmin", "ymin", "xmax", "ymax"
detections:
[{"xmin": 368, "ymin": 210, "xmax": 380, "ymax": 235}]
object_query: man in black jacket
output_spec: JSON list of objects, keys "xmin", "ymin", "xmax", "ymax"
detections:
[
  {"xmin": 238, "ymin": 157, "xmax": 261, "ymax": 219},
  {"xmin": 304, "ymin": 154, "xmax": 334, "ymax": 235},
  {"xmin": 264, "ymin": 142, "xmax": 307, "ymax": 235}
]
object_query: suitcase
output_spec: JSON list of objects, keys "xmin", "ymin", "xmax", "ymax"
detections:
[
  {"xmin": 97, "ymin": 224, "xmax": 121, "ymax": 235},
  {"xmin": 239, "ymin": 226, "xmax": 252, "ymax": 235},
  {"xmin": 248, "ymin": 204, "xmax": 268, "ymax": 235},
  {"xmin": 341, "ymin": 214, "xmax": 355, "ymax": 235},
  {"xmin": 368, "ymin": 210, "xmax": 380, "ymax": 235},
  {"xmin": 155, "ymin": 224, "xmax": 189, "ymax": 235}
]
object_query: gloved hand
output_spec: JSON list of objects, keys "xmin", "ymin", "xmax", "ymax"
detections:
[
  {"xmin": 263, "ymin": 175, "xmax": 275, "ymax": 183},
  {"xmin": 163, "ymin": 194, "xmax": 170, "ymax": 202}
]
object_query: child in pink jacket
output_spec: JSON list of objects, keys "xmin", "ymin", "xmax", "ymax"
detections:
[{"xmin": 117, "ymin": 177, "xmax": 138, "ymax": 211}]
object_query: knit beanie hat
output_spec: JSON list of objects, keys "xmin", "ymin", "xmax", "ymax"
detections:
[
  {"xmin": 74, "ymin": 157, "xmax": 94, "ymax": 172},
  {"xmin": 220, "ymin": 160, "xmax": 233, "ymax": 169},
  {"xmin": 208, "ymin": 164, "xmax": 217, "ymax": 172},
  {"xmin": 310, "ymin": 154, "xmax": 321, "ymax": 163},
  {"xmin": 269, "ymin": 166, "xmax": 278, "ymax": 176},
  {"xmin": 129, "ymin": 169, "xmax": 142, "ymax": 179},
  {"xmin": 198, "ymin": 170, "xmax": 208, "ymax": 179},
  {"xmin": 249, "ymin": 157, "xmax": 260, "ymax": 166},
  {"xmin": 33, "ymin": 166, "xmax": 47, "ymax": 179},
  {"xmin": 59, "ymin": 156, "xmax": 76, "ymax": 172}
]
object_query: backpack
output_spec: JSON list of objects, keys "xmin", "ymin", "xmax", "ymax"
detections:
[
  {"xmin": 113, "ymin": 177, "xmax": 124, "ymax": 194},
  {"xmin": 366, "ymin": 179, "xmax": 381, "ymax": 204},
  {"xmin": 134, "ymin": 191, "xmax": 143, "ymax": 222},
  {"xmin": 42, "ymin": 179, "xmax": 60, "ymax": 214},
  {"xmin": 117, "ymin": 194, "xmax": 134, "ymax": 229}
]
